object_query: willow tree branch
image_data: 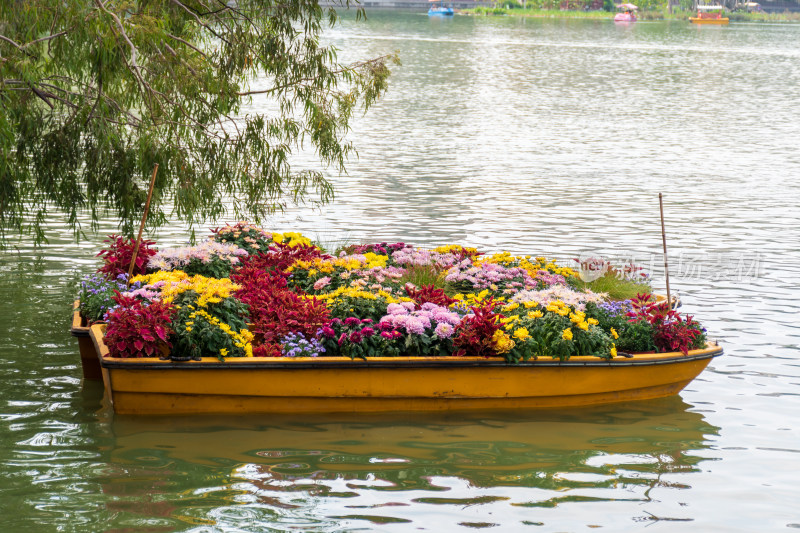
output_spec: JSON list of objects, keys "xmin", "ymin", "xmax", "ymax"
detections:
[
  {"xmin": 22, "ymin": 31, "xmax": 68, "ymax": 48},
  {"xmin": 236, "ymin": 55, "xmax": 394, "ymax": 97}
]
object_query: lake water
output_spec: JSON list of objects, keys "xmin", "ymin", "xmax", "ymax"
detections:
[{"xmin": 1, "ymin": 12, "xmax": 799, "ymax": 532}]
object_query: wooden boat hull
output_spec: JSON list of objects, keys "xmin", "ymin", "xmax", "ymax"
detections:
[
  {"xmin": 689, "ymin": 17, "xmax": 729, "ymax": 24},
  {"xmin": 90, "ymin": 325, "xmax": 722, "ymax": 415},
  {"xmin": 70, "ymin": 302, "xmax": 102, "ymax": 380}
]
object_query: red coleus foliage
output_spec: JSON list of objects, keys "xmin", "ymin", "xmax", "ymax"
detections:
[
  {"xmin": 234, "ymin": 242, "xmax": 328, "ymax": 277},
  {"xmin": 96, "ymin": 235, "xmax": 157, "ymax": 279},
  {"xmin": 627, "ymin": 293, "xmax": 703, "ymax": 355},
  {"xmin": 452, "ymin": 300, "xmax": 502, "ymax": 358},
  {"xmin": 345, "ymin": 242, "xmax": 407, "ymax": 255},
  {"xmin": 446, "ymin": 245, "xmax": 484, "ymax": 261},
  {"xmin": 404, "ymin": 284, "xmax": 456, "ymax": 309},
  {"xmin": 232, "ymin": 268, "xmax": 330, "ymax": 346},
  {"xmin": 252, "ymin": 342, "xmax": 282, "ymax": 358},
  {"xmin": 104, "ymin": 295, "xmax": 174, "ymax": 358}
]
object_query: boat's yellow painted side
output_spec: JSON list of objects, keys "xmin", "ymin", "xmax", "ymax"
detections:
[
  {"xmin": 689, "ymin": 17, "xmax": 729, "ymax": 24},
  {"xmin": 90, "ymin": 325, "xmax": 722, "ymax": 415}
]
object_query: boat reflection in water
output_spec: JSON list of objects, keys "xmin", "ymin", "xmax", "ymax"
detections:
[{"xmin": 104, "ymin": 396, "xmax": 720, "ymax": 529}]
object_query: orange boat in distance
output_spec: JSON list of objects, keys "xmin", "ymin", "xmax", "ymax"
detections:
[{"xmin": 690, "ymin": 5, "xmax": 729, "ymax": 24}]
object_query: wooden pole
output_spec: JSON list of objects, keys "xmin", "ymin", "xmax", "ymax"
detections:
[
  {"xmin": 659, "ymin": 193, "xmax": 672, "ymax": 311},
  {"xmin": 126, "ymin": 164, "xmax": 159, "ymax": 286}
]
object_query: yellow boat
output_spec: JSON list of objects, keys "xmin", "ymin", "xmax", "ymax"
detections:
[
  {"xmin": 89, "ymin": 324, "xmax": 722, "ymax": 415},
  {"xmin": 690, "ymin": 5, "xmax": 729, "ymax": 24}
]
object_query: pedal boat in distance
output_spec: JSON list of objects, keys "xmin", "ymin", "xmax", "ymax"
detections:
[
  {"xmin": 428, "ymin": 0, "xmax": 454, "ymax": 16},
  {"xmin": 614, "ymin": 3, "xmax": 637, "ymax": 22}
]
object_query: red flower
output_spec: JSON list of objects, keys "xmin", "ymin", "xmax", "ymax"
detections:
[
  {"xmin": 404, "ymin": 284, "xmax": 456, "ymax": 309},
  {"xmin": 105, "ymin": 296, "xmax": 174, "ymax": 358},
  {"xmin": 452, "ymin": 300, "xmax": 502, "ymax": 357},
  {"xmin": 231, "ymin": 268, "xmax": 330, "ymax": 348},
  {"xmin": 96, "ymin": 235, "xmax": 157, "ymax": 279}
]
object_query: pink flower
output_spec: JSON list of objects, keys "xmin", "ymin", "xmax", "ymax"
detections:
[
  {"xmin": 405, "ymin": 317, "xmax": 426, "ymax": 335},
  {"xmin": 313, "ymin": 277, "xmax": 331, "ymax": 290},
  {"xmin": 434, "ymin": 323, "xmax": 455, "ymax": 338},
  {"xmin": 387, "ymin": 303, "xmax": 408, "ymax": 315}
]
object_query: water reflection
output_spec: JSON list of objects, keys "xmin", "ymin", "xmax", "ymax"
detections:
[{"xmin": 105, "ymin": 397, "xmax": 718, "ymax": 530}]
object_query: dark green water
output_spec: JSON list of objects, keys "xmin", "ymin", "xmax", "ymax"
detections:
[{"xmin": 1, "ymin": 12, "xmax": 799, "ymax": 532}]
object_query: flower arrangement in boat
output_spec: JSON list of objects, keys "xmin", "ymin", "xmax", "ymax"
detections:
[{"xmin": 83, "ymin": 223, "xmax": 708, "ymax": 362}]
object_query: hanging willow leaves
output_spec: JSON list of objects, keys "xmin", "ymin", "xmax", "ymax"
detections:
[{"xmin": 0, "ymin": 0, "xmax": 397, "ymax": 245}]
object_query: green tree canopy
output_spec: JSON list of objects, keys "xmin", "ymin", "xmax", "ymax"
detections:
[{"xmin": 0, "ymin": 0, "xmax": 395, "ymax": 245}]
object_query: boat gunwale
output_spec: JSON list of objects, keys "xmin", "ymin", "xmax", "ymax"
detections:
[
  {"xmin": 90, "ymin": 324, "xmax": 722, "ymax": 370},
  {"xmin": 70, "ymin": 301, "xmax": 91, "ymax": 338}
]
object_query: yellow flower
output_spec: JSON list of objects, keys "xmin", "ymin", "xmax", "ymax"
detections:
[
  {"xmin": 610, "ymin": 327, "xmax": 619, "ymax": 340},
  {"xmin": 513, "ymin": 328, "xmax": 530, "ymax": 341},
  {"xmin": 577, "ymin": 321, "xmax": 589, "ymax": 331},
  {"xmin": 220, "ymin": 348, "xmax": 229, "ymax": 357},
  {"xmin": 610, "ymin": 344, "xmax": 618, "ymax": 357},
  {"xmin": 491, "ymin": 330, "xmax": 515, "ymax": 354},
  {"xmin": 527, "ymin": 310, "xmax": 543, "ymax": 319},
  {"xmin": 562, "ymin": 328, "xmax": 573, "ymax": 341},
  {"xmin": 588, "ymin": 318, "xmax": 599, "ymax": 326}
]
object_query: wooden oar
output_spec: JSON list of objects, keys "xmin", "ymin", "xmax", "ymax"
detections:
[{"xmin": 126, "ymin": 164, "xmax": 159, "ymax": 286}]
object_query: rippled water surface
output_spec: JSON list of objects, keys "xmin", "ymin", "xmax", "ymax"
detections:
[{"xmin": 1, "ymin": 12, "xmax": 799, "ymax": 532}]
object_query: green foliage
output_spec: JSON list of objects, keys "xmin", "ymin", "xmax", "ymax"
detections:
[
  {"xmin": 178, "ymin": 257, "xmax": 236, "ymax": 279},
  {"xmin": 506, "ymin": 312, "xmax": 614, "ymax": 362},
  {"xmin": 0, "ymin": 0, "xmax": 397, "ymax": 246},
  {"xmin": 615, "ymin": 320, "xmax": 657, "ymax": 353},
  {"xmin": 171, "ymin": 291, "xmax": 250, "ymax": 361},
  {"xmin": 574, "ymin": 273, "xmax": 651, "ymax": 302},
  {"xmin": 584, "ymin": 302, "xmax": 657, "ymax": 353},
  {"xmin": 325, "ymin": 293, "xmax": 390, "ymax": 322},
  {"xmin": 399, "ymin": 265, "xmax": 449, "ymax": 292}
]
